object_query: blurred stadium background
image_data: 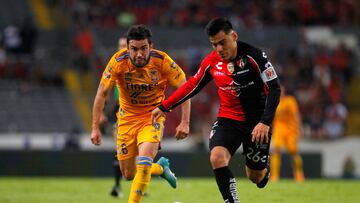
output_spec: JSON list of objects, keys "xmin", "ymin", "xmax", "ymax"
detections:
[{"xmin": 0, "ymin": 0, "xmax": 360, "ymax": 183}]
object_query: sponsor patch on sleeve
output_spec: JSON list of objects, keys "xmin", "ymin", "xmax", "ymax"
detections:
[{"xmin": 261, "ymin": 65, "xmax": 277, "ymax": 82}]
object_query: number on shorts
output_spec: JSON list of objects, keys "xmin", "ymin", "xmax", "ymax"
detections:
[{"xmin": 246, "ymin": 147, "xmax": 267, "ymax": 163}]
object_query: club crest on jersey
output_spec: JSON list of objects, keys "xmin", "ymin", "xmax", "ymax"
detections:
[
  {"xmin": 227, "ymin": 62, "xmax": 234, "ymax": 73},
  {"xmin": 237, "ymin": 58, "xmax": 246, "ymax": 69},
  {"xmin": 153, "ymin": 122, "xmax": 160, "ymax": 131},
  {"xmin": 150, "ymin": 69, "xmax": 159, "ymax": 82}
]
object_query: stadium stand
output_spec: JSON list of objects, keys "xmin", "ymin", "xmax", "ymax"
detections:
[{"xmin": 0, "ymin": 0, "xmax": 359, "ymax": 141}]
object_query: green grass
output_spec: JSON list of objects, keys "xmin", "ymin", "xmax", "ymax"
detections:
[{"xmin": 0, "ymin": 177, "xmax": 359, "ymax": 203}]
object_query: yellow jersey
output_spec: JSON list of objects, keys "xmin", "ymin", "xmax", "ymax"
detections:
[
  {"xmin": 272, "ymin": 95, "xmax": 300, "ymax": 137},
  {"xmin": 100, "ymin": 48, "xmax": 186, "ymax": 121}
]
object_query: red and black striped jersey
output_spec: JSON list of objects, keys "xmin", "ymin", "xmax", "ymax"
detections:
[{"xmin": 160, "ymin": 41, "xmax": 280, "ymax": 125}]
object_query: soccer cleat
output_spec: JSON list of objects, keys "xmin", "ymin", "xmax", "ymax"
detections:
[
  {"xmin": 295, "ymin": 171, "xmax": 305, "ymax": 183},
  {"xmin": 257, "ymin": 156, "xmax": 270, "ymax": 189},
  {"xmin": 157, "ymin": 157, "xmax": 177, "ymax": 188},
  {"xmin": 110, "ymin": 186, "xmax": 123, "ymax": 198}
]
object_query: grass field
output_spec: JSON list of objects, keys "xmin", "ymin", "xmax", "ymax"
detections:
[{"xmin": 0, "ymin": 177, "xmax": 359, "ymax": 203}]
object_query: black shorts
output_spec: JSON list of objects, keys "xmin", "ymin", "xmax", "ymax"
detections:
[{"xmin": 209, "ymin": 117, "xmax": 271, "ymax": 170}]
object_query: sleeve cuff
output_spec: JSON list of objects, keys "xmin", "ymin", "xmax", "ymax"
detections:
[
  {"xmin": 158, "ymin": 104, "xmax": 169, "ymax": 113},
  {"xmin": 260, "ymin": 118, "xmax": 272, "ymax": 126}
]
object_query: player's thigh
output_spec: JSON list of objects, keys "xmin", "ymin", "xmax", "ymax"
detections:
[
  {"xmin": 116, "ymin": 123, "xmax": 138, "ymax": 161},
  {"xmin": 243, "ymin": 129, "xmax": 271, "ymax": 170},
  {"xmin": 137, "ymin": 117, "xmax": 165, "ymax": 150},
  {"xmin": 209, "ymin": 118, "xmax": 243, "ymax": 156},
  {"xmin": 271, "ymin": 130, "xmax": 285, "ymax": 150},
  {"xmin": 285, "ymin": 135, "xmax": 299, "ymax": 154}
]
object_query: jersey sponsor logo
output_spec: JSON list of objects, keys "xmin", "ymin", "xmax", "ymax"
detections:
[
  {"xmin": 262, "ymin": 51, "xmax": 268, "ymax": 59},
  {"xmin": 150, "ymin": 69, "xmax": 159, "ymax": 82},
  {"xmin": 220, "ymin": 81, "xmax": 254, "ymax": 96},
  {"xmin": 235, "ymin": 69, "xmax": 249, "ymax": 75},
  {"xmin": 213, "ymin": 71, "xmax": 225, "ymax": 76},
  {"xmin": 215, "ymin": 62, "xmax": 223, "ymax": 70},
  {"xmin": 130, "ymin": 92, "xmax": 142, "ymax": 99},
  {"xmin": 126, "ymin": 83, "xmax": 157, "ymax": 92},
  {"xmin": 227, "ymin": 62, "xmax": 234, "ymax": 73},
  {"xmin": 130, "ymin": 95, "xmax": 162, "ymax": 105}
]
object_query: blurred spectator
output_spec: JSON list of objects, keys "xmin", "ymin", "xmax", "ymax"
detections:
[
  {"xmin": 64, "ymin": 127, "xmax": 81, "ymax": 150},
  {"xmin": 61, "ymin": 0, "xmax": 358, "ymax": 29},
  {"xmin": 19, "ymin": 17, "xmax": 38, "ymax": 55},
  {"xmin": 73, "ymin": 25, "xmax": 94, "ymax": 72},
  {"xmin": 0, "ymin": 45, "xmax": 6, "ymax": 76},
  {"xmin": 323, "ymin": 98, "xmax": 348, "ymax": 139},
  {"xmin": 342, "ymin": 156, "xmax": 355, "ymax": 179},
  {"xmin": 332, "ymin": 43, "xmax": 352, "ymax": 83},
  {"xmin": 3, "ymin": 24, "xmax": 22, "ymax": 55}
]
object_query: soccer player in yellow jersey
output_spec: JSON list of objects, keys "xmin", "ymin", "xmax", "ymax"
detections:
[
  {"xmin": 90, "ymin": 25, "xmax": 191, "ymax": 203},
  {"xmin": 271, "ymin": 85, "xmax": 305, "ymax": 182}
]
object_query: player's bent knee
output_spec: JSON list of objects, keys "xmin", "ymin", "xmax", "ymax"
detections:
[
  {"xmin": 248, "ymin": 173, "xmax": 262, "ymax": 183},
  {"xmin": 210, "ymin": 153, "xmax": 227, "ymax": 168},
  {"xmin": 121, "ymin": 170, "xmax": 135, "ymax": 180},
  {"xmin": 246, "ymin": 168, "xmax": 265, "ymax": 183}
]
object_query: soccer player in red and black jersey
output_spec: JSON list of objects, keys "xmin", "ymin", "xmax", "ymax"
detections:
[{"xmin": 152, "ymin": 17, "xmax": 281, "ymax": 203}]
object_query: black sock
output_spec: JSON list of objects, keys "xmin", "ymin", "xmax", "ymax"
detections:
[
  {"xmin": 213, "ymin": 167, "xmax": 240, "ymax": 203},
  {"xmin": 113, "ymin": 159, "xmax": 121, "ymax": 188}
]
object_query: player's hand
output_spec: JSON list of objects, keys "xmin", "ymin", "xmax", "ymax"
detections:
[
  {"xmin": 90, "ymin": 128, "xmax": 102, "ymax": 146},
  {"xmin": 251, "ymin": 123, "xmax": 270, "ymax": 144},
  {"xmin": 175, "ymin": 120, "xmax": 190, "ymax": 140},
  {"xmin": 151, "ymin": 107, "xmax": 164, "ymax": 124}
]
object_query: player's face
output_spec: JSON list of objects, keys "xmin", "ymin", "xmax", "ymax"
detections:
[
  {"xmin": 209, "ymin": 30, "xmax": 238, "ymax": 61},
  {"xmin": 128, "ymin": 39, "xmax": 151, "ymax": 67}
]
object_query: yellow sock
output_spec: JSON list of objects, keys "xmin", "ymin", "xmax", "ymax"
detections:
[
  {"xmin": 270, "ymin": 152, "xmax": 281, "ymax": 181},
  {"xmin": 293, "ymin": 154, "xmax": 305, "ymax": 182},
  {"xmin": 293, "ymin": 154, "xmax": 303, "ymax": 171},
  {"xmin": 128, "ymin": 156, "xmax": 153, "ymax": 203},
  {"xmin": 151, "ymin": 163, "xmax": 163, "ymax": 176}
]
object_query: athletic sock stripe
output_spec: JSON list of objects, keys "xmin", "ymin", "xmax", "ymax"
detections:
[
  {"xmin": 138, "ymin": 156, "xmax": 153, "ymax": 162},
  {"xmin": 138, "ymin": 161, "xmax": 153, "ymax": 166}
]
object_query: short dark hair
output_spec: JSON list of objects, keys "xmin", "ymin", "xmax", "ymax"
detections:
[
  {"xmin": 205, "ymin": 17, "xmax": 233, "ymax": 37},
  {"xmin": 126, "ymin": 24, "xmax": 152, "ymax": 44}
]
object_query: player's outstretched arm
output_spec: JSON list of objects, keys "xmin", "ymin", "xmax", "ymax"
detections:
[
  {"xmin": 91, "ymin": 83, "xmax": 111, "ymax": 146},
  {"xmin": 173, "ymin": 79, "xmax": 191, "ymax": 140},
  {"xmin": 175, "ymin": 99, "xmax": 190, "ymax": 140}
]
